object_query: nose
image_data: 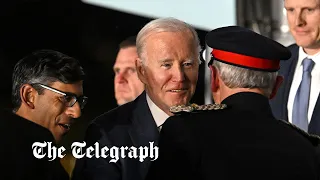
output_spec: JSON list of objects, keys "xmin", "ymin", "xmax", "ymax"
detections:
[
  {"xmin": 295, "ymin": 10, "xmax": 305, "ymax": 27},
  {"xmin": 171, "ymin": 65, "xmax": 185, "ymax": 82},
  {"xmin": 65, "ymin": 102, "xmax": 82, "ymax": 118},
  {"xmin": 115, "ymin": 71, "xmax": 127, "ymax": 84}
]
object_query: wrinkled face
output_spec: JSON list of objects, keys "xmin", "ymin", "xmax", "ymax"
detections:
[
  {"xmin": 138, "ymin": 31, "xmax": 199, "ymax": 115},
  {"xmin": 285, "ymin": 0, "xmax": 320, "ymax": 53},
  {"xmin": 114, "ymin": 47, "xmax": 144, "ymax": 105},
  {"xmin": 33, "ymin": 81, "xmax": 84, "ymax": 142}
]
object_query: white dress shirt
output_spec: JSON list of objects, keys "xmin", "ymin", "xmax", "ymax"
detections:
[
  {"xmin": 146, "ymin": 93, "xmax": 169, "ymax": 131},
  {"xmin": 287, "ymin": 47, "xmax": 320, "ymax": 123}
]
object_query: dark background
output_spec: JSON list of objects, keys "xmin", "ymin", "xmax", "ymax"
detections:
[{"xmin": 0, "ymin": 0, "xmax": 208, "ymax": 150}]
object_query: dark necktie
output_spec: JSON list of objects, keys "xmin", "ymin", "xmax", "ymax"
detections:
[{"xmin": 292, "ymin": 58, "xmax": 315, "ymax": 132}]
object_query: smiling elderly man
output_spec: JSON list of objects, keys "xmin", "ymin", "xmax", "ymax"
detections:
[{"xmin": 72, "ymin": 17, "xmax": 201, "ymax": 180}]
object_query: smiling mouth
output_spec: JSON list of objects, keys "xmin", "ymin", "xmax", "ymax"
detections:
[
  {"xmin": 59, "ymin": 124, "xmax": 71, "ymax": 131},
  {"xmin": 168, "ymin": 89, "xmax": 187, "ymax": 92},
  {"xmin": 295, "ymin": 30, "xmax": 308, "ymax": 34}
]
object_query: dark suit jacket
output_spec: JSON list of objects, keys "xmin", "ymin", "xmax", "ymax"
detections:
[
  {"xmin": 146, "ymin": 92, "xmax": 320, "ymax": 180},
  {"xmin": 0, "ymin": 109, "xmax": 69, "ymax": 180},
  {"xmin": 270, "ymin": 44, "xmax": 320, "ymax": 136},
  {"xmin": 72, "ymin": 92, "xmax": 159, "ymax": 180}
]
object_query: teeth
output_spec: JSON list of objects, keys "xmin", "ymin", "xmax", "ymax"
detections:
[
  {"xmin": 170, "ymin": 90, "xmax": 183, "ymax": 92},
  {"xmin": 62, "ymin": 124, "xmax": 70, "ymax": 130}
]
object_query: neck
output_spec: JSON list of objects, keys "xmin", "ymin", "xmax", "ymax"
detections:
[
  {"xmin": 303, "ymin": 47, "xmax": 320, "ymax": 55},
  {"xmin": 15, "ymin": 106, "xmax": 37, "ymax": 125},
  {"xmin": 145, "ymin": 90, "xmax": 173, "ymax": 116},
  {"xmin": 220, "ymin": 87, "xmax": 265, "ymax": 103}
]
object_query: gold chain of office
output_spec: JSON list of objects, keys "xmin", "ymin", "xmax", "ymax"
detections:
[{"xmin": 169, "ymin": 103, "xmax": 227, "ymax": 113}]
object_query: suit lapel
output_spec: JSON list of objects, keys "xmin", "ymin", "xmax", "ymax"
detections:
[
  {"xmin": 281, "ymin": 45, "xmax": 299, "ymax": 121},
  {"xmin": 309, "ymin": 93, "xmax": 320, "ymax": 135},
  {"xmin": 128, "ymin": 92, "xmax": 159, "ymax": 179},
  {"xmin": 128, "ymin": 92, "xmax": 159, "ymax": 146}
]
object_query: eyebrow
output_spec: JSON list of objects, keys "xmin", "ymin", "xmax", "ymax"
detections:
[
  {"xmin": 157, "ymin": 58, "xmax": 195, "ymax": 64},
  {"xmin": 285, "ymin": 4, "xmax": 319, "ymax": 9},
  {"xmin": 158, "ymin": 59, "xmax": 173, "ymax": 64},
  {"xmin": 184, "ymin": 58, "xmax": 194, "ymax": 63}
]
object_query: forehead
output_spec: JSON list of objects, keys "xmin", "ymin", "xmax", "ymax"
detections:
[
  {"xmin": 285, "ymin": 0, "xmax": 320, "ymax": 7},
  {"xmin": 143, "ymin": 31, "xmax": 196, "ymax": 60},
  {"xmin": 114, "ymin": 47, "xmax": 138, "ymax": 66},
  {"xmin": 50, "ymin": 81, "xmax": 83, "ymax": 96}
]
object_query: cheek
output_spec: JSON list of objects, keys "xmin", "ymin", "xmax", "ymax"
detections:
[
  {"xmin": 287, "ymin": 15, "xmax": 295, "ymax": 27},
  {"xmin": 155, "ymin": 74, "xmax": 171, "ymax": 89},
  {"xmin": 186, "ymin": 69, "xmax": 199, "ymax": 82},
  {"xmin": 50, "ymin": 102, "xmax": 66, "ymax": 118},
  {"xmin": 129, "ymin": 76, "xmax": 141, "ymax": 85},
  {"xmin": 316, "ymin": 23, "xmax": 320, "ymax": 34},
  {"xmin": 146, "ymin": 70, "xmax": 169, "ymax": 87},
  {"xmin": 307, "ymin": 15, "xmax": 320, "ymax": 29}
]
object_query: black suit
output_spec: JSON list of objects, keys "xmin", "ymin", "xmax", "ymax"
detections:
[
  {"xmin": 270, "ymin": 44, "xmax": 320, "ymax": 136},
  {"xmin": 146, "ymin": 92, "xmax": 320, "ymax": 180},
  {"xmin": 0, "ymin": 109, "xmax": 69, "ymax": 180},
  {"xmin": 72, "ymin": 92, "xmax": 159, "ymax": 180}
]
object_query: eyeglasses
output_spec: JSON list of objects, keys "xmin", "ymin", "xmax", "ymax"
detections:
[{"xmin": 32, "ymin": 83, "xmax": 88, "ymax": 109}]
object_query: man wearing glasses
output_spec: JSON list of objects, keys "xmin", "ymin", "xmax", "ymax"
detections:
[{"xmin": 0, "ymin": 49, "xmax": 87, "ymax": 180}]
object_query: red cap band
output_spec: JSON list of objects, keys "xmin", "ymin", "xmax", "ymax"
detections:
[{"xmin": 211, "ymin": 49, "xmax": 280, "ymax": 70}]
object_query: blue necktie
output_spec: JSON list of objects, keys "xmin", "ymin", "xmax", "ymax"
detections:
[{"xmin": 292, "ymin": 58, "xmax": 315, "ymax": 132}]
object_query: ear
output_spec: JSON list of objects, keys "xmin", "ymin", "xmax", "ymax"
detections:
[
  {"xmin": 269, "ymin": 75, "xmax": 283, "ymax": 99},
  {"xmin": 209, "ymin": 65, "xmax": 219, "ymax": 93},
  {"xmin": 20, "ymin": 84, "xmax": 37, "ymax": 109},
  {"xmin": 136, "ymin": 57, "xmax": 147, "ymax": 84}
]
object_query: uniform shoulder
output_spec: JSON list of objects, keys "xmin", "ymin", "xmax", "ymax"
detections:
[
  {"xmin": 278, "ymin": 119, "xmax": 320, "ymax": 146},
  {"xmin": 164, "ymin": 103, "xmax": 229, "ymax": 136},
  {"xmin": 169, "ymin": 103, "xmax": 228, "ymax": 115}
]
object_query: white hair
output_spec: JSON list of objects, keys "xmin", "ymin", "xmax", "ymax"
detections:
[
  {"xmin": 212, "ymin": 60, "xmax": 278, "ymax": 97},
  {"xmin": 136, "ymin": 17, "xmax": 201, "ymax": 65}
]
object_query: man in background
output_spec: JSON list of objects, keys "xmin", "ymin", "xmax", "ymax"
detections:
[
  {"xmin": 270, "ymin": 0, "xmax": 320, "ymax": 136},
  {"xmin": 113, "ymin": 36, "xmax": 144, "ymax": 105},
  {"xmin": 0, "ymin": 49, "xmax": 88, "ymax": 179}
]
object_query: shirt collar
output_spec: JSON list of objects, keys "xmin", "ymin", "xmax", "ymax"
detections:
[{"xmin": 146, "ymin": 93, "xmax": 169, "ymax": 127}]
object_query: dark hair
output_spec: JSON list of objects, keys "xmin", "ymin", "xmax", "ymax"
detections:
[
  {"xmin": 12, "ymin": 49, "xmax": 85, "ymax": 111},
  {"xmin": 119, "ymin": 35, "xmax": 136, "ymax": 49}
]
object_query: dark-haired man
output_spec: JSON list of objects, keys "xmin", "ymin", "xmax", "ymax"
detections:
[
  {"xmin": 0, "ymin": 49, "xmax": 88, "ymax": 180},
  {"xmin": 113, "ymin": 36, "xmax": 144, "ymax": 105}
]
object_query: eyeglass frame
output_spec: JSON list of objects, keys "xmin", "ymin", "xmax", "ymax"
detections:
[{"xmin": 30, "ymin": 83, "xmax": 88, "ymax": 109}]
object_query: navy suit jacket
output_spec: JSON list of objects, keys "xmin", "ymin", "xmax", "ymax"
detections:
[
  {"xmin": 71, "ymin": 91, "xmax": 159, "ymax": 180},
  {"xmin": 270, "ymin": 44, "xmax": 320, "ymax": 136}
]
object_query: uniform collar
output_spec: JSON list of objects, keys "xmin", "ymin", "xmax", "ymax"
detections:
[{"xmin": 221, "ymin": 92, "xmax": 274, "ymax": 118}]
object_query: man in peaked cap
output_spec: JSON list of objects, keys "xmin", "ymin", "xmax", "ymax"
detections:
[{"xmin": 145, "ymin": 26, "xmax": 320, "ymax": 180}]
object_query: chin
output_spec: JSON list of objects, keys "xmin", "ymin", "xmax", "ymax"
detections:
[
  {"xmin": 295, "ymin": 38, "xmax": 314, "ymax": 47},
  {"xmin": 170, "ymin": 99, "xmax": 188, "ymax": 106},
  {"xmin": 53, "ymin": 136, "xmax": 61, "ymax": 143}
]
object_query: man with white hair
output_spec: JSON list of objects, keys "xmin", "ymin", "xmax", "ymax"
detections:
[{"xmin": 71, "ymin": 17, "xmax": 201, "ymax": 180}]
